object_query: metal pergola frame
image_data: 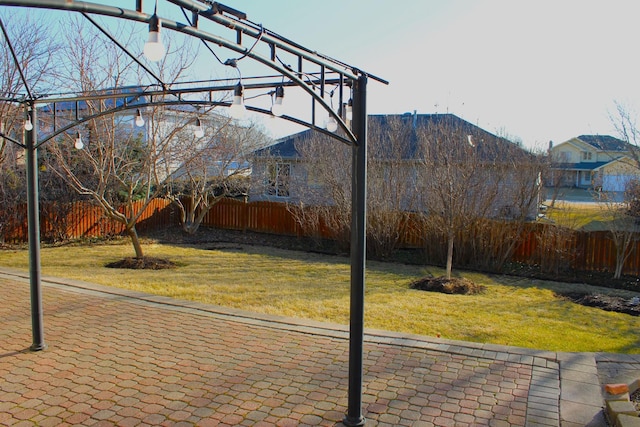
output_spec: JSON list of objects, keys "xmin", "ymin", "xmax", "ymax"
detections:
[{"xmin": 0, "ymin": 1, "xmax": 388, "ymax": 425}]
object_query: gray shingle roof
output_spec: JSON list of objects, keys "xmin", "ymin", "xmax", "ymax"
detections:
[
  {"xmin": 577, "ymin": 135, "xmax": 628, "ymax": 151},
  {"xmin": 254, "ymin": 113, "xmax": 528, "ymax": 161}
]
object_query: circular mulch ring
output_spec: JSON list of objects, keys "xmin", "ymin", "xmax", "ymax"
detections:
[
  {"xmin": 409, "ymin": 276, "xmax": 485, "ymax": 295},
  {"xmin": 557, "ymin": 292, "xmax": 640, "ymax": 316},
  {"xmin": 105, "ymin": 256, "xmax": 177, "ymax": 270}
]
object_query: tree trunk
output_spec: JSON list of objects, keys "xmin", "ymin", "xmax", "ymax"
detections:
[
  {"xmin": 126, "ymin": 226, "xmax": 144, "ymax": 258},
  {"xmin": 614, "ymin": 259, "xmax": 624, "ymax": 280},
  {"xmin": 183, "ymin": 221, "xmax": 201, "ymax": 235},
  {"xmin": 614, "ymin": 237, "xmax": 629, "ymax": 279},
  {"xmin": 446, "ymin": 232, "xmax": 454, "ymax": 280}
]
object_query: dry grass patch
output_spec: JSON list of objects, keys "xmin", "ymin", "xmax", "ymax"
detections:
[
  {"xmin": 545, "ymin": 202, "xmax": 610, "ymax": 229},
  {"xmin": 1, "ymin": 239, "xmax": 639, "ymax": 353}
]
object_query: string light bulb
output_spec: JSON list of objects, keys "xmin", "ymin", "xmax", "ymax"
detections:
[
  {"xmin": 271, "ymin": 86, "xmax": 285, "ymax": 117},
  {"xmin": 229, "ymin": 83, "xmax": 246, "ymax": 119},
  {"xmin": 134, "ymin": 109, "xmax": 145, "ymax": 127},
  {"xmin": 24, "ymin": 116, "xmax": 33, "ymax": 131},
  {"xmin": 194, "ymin": 118, "xmax": 204, "ymax": 138},
  {"xmin": 74, "ymin": 132, "xmax": 84, "ymax": 150},
  {"xmin": 143, "ymin": 7, "xmax": 165, "ymax": 62}
]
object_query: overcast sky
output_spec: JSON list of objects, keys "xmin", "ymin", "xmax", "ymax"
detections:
[{"xmin": 223, "ymin": 0, "xmax": 640, "ymax": 150}]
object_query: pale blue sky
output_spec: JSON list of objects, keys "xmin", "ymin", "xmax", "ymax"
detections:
[
  {"xmin": 223, "ymin": 1, "xmax": 640, "ymax": 150},
  {"xmin": 3, "ymin": 1, "xmax": 639, "ymax": 150}
]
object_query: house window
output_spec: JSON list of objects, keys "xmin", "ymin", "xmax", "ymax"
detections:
[
  {"xmin": 266, "ymin": 162, "xmax": 291, "ymax": 197},
  {"xmin": 557, "ymin": 151, "xmax": 570, "ymax": 162},
  {"xmin": 582, "ymin": 151, "xmax": 592, "ymax": 161}
]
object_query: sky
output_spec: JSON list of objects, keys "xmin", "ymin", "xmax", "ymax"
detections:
[
  {"xmin": 217, "ymin": 0, "xmax": 640, "ymax": 151},
  {"xmin": 3, "ymin": 1, "xmax": 639, "ymax": 151}
]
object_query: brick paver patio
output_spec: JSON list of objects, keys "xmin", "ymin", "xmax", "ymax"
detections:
[{"xmin": 1, "ymin": 269, "xmax": 635, "ymax": 426}]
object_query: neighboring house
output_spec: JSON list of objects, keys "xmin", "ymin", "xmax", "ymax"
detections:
[
  {"xmin": 251, "ymin": 112, "xmax": 542, "ymax": 220},
  {"xmin": 549, "ymin": 135, "xmax": 639, "ymax": 191},
  {"xmin": 38, "ymin": 87, "xmax": 214, "ymax": 179}
]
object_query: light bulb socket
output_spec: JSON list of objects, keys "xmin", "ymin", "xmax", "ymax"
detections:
[
  {"xmin": 346, "ymin": 98, "xmax": 353, "ymax": 121},
  {"xmin": 271, "ymin": 86, "xmax": 285, "ymax": 117},
  {"xmin": 234, "ymin": 83, "xmax": 244, "ymax": 98},
  {"xmin": 229, "ymin": 83, "xmax": 246, "ymax": 119},
  {"xmin": 275, "ymin": 86, "xmax": 284, "ymax": 100},
  {"xmin": 148, "ymin": 13, "xmax": 160, "ymax": 33}
]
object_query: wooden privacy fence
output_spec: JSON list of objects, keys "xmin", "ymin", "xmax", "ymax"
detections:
[
  {"xmin": 2, "ymin": 197, "xmax": 640, "ymax": 276},
  {"xmin": 190, "ymin": 200, "xmax": 640, "ymax": 276},
  {"xmin": 202, "ymin": 198, "xmax": 303, "ymax": 236},
  {"xmin": 1, "ymin": 198, "xmax": 174, "ymax": 243}
]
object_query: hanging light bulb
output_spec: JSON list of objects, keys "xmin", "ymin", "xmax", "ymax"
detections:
[
  {"xmin": 326, "ymin": 115, "xmax": 338, "ymax": 133},
  {"xmin": 194, "ymin": 118, "xmax": 205, "ymax": 138},
  {"xmin": 271, "ymin": 86, "xmax": 285, "ymax": 117},
  {"xmin": 74, "ymin": 132, "xmax": 84, "ymax": 150},
  {"xmin": 229, "ymin": 83, "xmax": 246, "ymax": 119},
  {"xmin": 346, "ymin": 98, "xmax": 353, "ymax": 121},
  {"xmin": 24, "ymin": 115, "xmax": 33, "ymax": 131},
  {"xmin": 134, "ymin": 109, "xmax": 145, "ymax": 127},
  {"xmin": 143, "ymin": 9, "xmax": 165, "ymax": 62}
]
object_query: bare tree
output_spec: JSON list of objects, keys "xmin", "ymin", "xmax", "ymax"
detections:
[
  {"xmin": 611, "ymin": 101, "xmax": 640, "ymax": 168},
  {"xmin": 0, "ymin": 11, "xmax": 60, "ymax": 242},
  {"xmin": 284, "ymin": 116, "xmax": 419, "ymax": 257},
  {"xmin": 0, "ymin": 11, "xmax": 58, "ymax": 162},
  {"xmin": 416, "ymin": 115, "xmax": 541, "ymax": 279},
  {"xmin": 43, "ymin": 17, "xmax": 199, "ymax": 257},
  {"xmin": 166, "ymin": 116, "xmax": 270, "ymax": 234},
  {"xmin": 602, "ymin": 102, "xmax": 640, "ymax": 278},
  {"xmin": 288, "ymin": 131, "xmax": 352, "ymax": 250},
  {"xmin": 595, "ymin": 180, "xmax": 640, "ymax": 279},
  {"xmin": 417, "ymin": 118, "xmax": 496, "ymax": 279},
  {"xmin": 366, "ymin": 116, "xmax": 420, "ymax": 258}
]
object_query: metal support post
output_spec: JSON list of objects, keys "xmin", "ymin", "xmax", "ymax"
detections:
[
  {"xmin": 344, "ymin": 74, "xmax": 367, "ymax": 427},
  {"xmin": 25, "ymin": 105, "xmax": 46, "ymax": 351}
]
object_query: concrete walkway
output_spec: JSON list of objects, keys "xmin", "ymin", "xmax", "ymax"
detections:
[{"xmin": 1, "ymin": 268, "xmax": 638, "ymax": 426}]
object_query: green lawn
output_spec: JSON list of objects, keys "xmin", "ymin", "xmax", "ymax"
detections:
[
  {"xmin": 1, "ymin": 239, "xmax": 639, "ymax": 354},
  {"xmin": 544, "ymin": 201, "xmax": 612, "ymax": 229}
]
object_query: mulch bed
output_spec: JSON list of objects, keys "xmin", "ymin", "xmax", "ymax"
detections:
[
  {"xmin": 409, "ymin": 276, "xmax": 486, "ymax": 295},
  {"xmin": 556, "ymin": 292, "xmax": 640, "ymax": 316},
  {"xmin": 105, "ymin": 256, "xmax": 177, "ymax": 270}
]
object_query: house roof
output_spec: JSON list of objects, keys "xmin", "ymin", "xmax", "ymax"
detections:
[
  {"xmin": 254, "ymin": 113, "xmax": 528, "ymax": 161},
  {"xmin": 575, "ymin": 135, "xmax": 628, "ymax": 152},
  {"xmin": 554, "ymin": 161, "xmax": 611, "ymax": 171}
]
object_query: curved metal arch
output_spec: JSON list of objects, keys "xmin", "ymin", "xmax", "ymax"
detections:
[
  {"xmin": 0, "ymin": 0, "xmax": 359, "ymax": 144},
  {"xmin": 37, "ymin": 101, "xmax": 353, "ymax": 147}
]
